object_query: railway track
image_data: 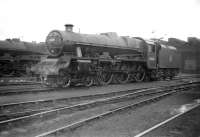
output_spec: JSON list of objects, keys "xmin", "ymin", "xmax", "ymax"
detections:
[
  {"xmin": 0, "ymin": 81, "xmax": 45, "ymax": 95},
  {"xmin": 0, "ymin": 84, "xmax": 45, "ymax": 91},
  {"xmin": 0, "ymin": 81, "xmax": 199, "ymax": 137},
  {"xmin": 0, "ymin": 80, "xmax": 198, "ymax": 121},
  {"xmin": 0, "ymin": 74, "xmax": 193, "ymax": 87},
  {"xmin": 134, "ymin": 101, "xmax": 200, "ymax": 137},
  {"xmin": 35, "ymin": 82, "xmax": 199, "ymax": 137},
  {"xmin": 0, "ymin": 81, "xmax": 40, "ymax": 86},
  {"xmin": 0, "ymin": 74, "xmax": 198, "ymax": 96},
  {"xmin": 0, "ymin": 86, "xmax": 54, "ymax": 96},
  {"xmin": 0, "ymin": 87, "xmax": 160, "ymax": 121},
  {"xmin": 0, "ymin": 77, "xmax": 40, "ymax": 86}
]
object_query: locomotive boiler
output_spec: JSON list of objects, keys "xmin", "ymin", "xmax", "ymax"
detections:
[{"xmin": 33, "ymin": 24, "xmax": 180, "ymax": 87}]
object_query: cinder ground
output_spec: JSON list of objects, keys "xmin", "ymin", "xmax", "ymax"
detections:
[
  {"xmin": 0, "ymin": 79, "xmax": 185, "ymax": 105},
  {"xmin": 67, "ymin": 88, "xmax": 200, "ymax": 137}
]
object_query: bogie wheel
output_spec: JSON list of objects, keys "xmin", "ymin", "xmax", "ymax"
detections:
[
  {"xmin": 57, "ymin": 71, "xmax": 71, "ymax": 88},
  {"xmin": 43, "ymin": 77, "xmax": 58, "ymax": 88},
  {"xmin": 134, "ymin": 65, "xmax": 146, "ymax": 82},
  {"xmin": 61, "ymin": 76, "xmax": 71, "ymax": 87},
  {"xmin": 84, "ymin": 76, "xmax": 94, "ymax": 87}
]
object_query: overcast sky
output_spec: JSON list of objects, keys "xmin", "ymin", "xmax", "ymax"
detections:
[{"xmin": 0, "ymin": 0, "xmax": 200, "ymax": 42}]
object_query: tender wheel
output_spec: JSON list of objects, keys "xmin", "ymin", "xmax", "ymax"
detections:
[
  {"xmin": 166, "ymin": 69, "xmax": 171, "ymax": 80},
  {"xmin": 115, "ymin": 72, "xmax": 130, "ymax": 84},
  {"xmin": 161, "ymin": 70, "xmax": 166, "ymax": 80},
  {"xmin": 84, "ymin": 76, "xmax": 94, "ymax": 87},
  {"xmin": 134, "ymin": 65, "xmax": 146, "ymax": 82},
  {"xmin": 169, "ymin": 70, "xmax": 174, "ymax": 80}
]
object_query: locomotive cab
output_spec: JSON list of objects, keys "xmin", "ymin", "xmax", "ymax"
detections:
[{"xmin": 146, "ymin": 40, "xmax": 160, "ymax": 69}]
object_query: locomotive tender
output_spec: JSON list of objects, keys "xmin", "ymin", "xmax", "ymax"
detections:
[{"xmin": 33, "ymin": 24, "xmax": 180, "ymax": 87}]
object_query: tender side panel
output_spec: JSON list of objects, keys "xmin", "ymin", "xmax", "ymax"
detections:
[{"xmin": 158, "ymin": 44, "xmax": 181, "ymax": 69}]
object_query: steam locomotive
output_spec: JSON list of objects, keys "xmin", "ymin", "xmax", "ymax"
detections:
[
  {"xmin": 0, "ymin": 39, "xmax": 48, "ymax": 77},
  {"xmin": 33, "ymin": 24, "xmax": 180, "ymax": 87}
]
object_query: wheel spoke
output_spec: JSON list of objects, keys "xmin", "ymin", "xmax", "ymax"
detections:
[
  {"xmin": 116, "ymin": 73, "xmax": 130, "ymax": 84},
  {"xmin": 97, "ymin": 71, "xmax": 113, "ymax": 85}
]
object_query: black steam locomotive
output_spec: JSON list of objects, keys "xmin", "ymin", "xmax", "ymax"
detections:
[
  {"xmin": 0, "ymin": 39, "xmax": 47, "ymax": 77},
  {"xmin": 33, "ymin": 24, "xmax": 180, "ymax": 87}
]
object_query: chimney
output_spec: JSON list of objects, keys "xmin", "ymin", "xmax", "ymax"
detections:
[{"xmin": 65, "ymin": 24, "xmax": 74, "ymax": 32}]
